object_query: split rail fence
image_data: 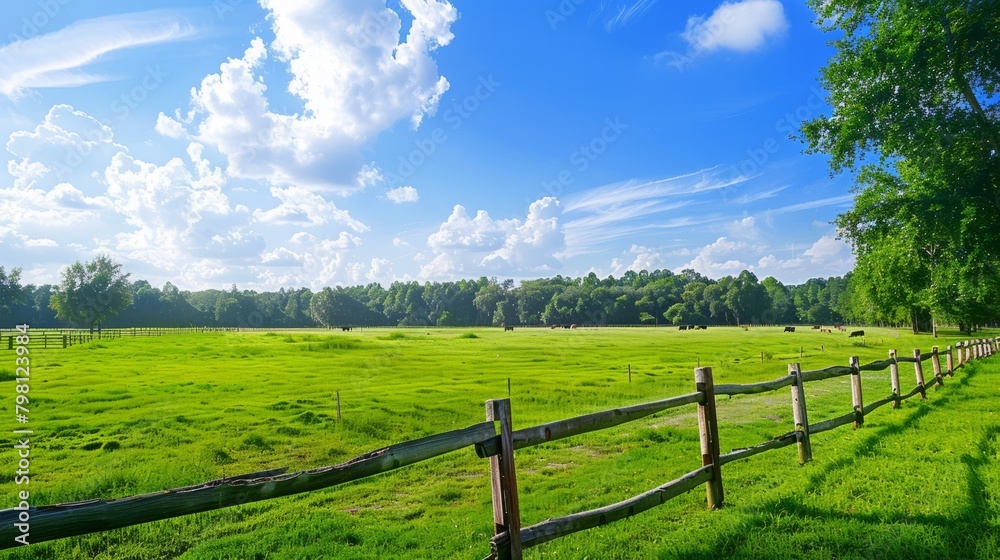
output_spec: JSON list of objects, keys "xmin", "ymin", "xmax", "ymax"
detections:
[
  {"xmin": 1, "ymin": 337, "xmax": 998, "ymax": 558},
  {"xmin": 1, "ymin": 328, "xmax": 199, "ymax": 350}
]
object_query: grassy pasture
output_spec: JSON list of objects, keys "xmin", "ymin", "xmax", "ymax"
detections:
[{"xmin": 1, "ymin": 326, "xmax": 999, "ymax": 559}]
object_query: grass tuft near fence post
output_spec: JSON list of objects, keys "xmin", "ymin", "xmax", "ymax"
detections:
[{"xmin": 694, "ymin": 367, "xmax": 723, "ymax": 509}]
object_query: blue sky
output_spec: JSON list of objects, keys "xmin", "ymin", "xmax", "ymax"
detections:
[{"xmin": 0, "ymin": 0, "xmax": 857, "ymax": 290}]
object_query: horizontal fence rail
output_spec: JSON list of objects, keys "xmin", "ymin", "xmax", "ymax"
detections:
[
  {"xmin": 0, "ymin": 336, "xmax": 996, "ymax": 558},
  {"xmin": 0, "ymin": 423, "xmax": 496, "ymax": 548},
  {"xmin": 1, "ymin": 328, "xmax": 198, "ymax": 350}
]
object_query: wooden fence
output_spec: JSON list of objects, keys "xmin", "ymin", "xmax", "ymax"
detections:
[
  {"xmin": 1, "ymin": 328, "xmax": 199, "ymax": 350},
  {"xmin": 0, "ymin": 337, "xmax": 997, "ymax": 557}
]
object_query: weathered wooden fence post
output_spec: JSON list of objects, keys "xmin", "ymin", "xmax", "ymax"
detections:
[
  {"xmin": 889, "ymin": 350, "xmax": 901, "ymax": 408},
  {"xmin": 694, "ymin": 367, "xmax": 723, "ymax": 509},
  {"xmin": 946, "ymin": 345, "xmax": 954, "ymax": 376},
  {"xmin": 913, "ymin": 349, "xmax": 926, "ymax": 400},
  {"xmin": 964, "ymin": 341, "xmax": 971, "ymax": 364},
  {"xmin": 62, "ymin": 335, "xmax": 67, "ymax": 349},
  {"xmin": 850, "ymin": 356, "xmax": 864, "ymax": 429},
  {"xmin": 486, "ymin": 398, "xmax": 522, "ymax": 560},
  {"xmin": 789, "ymin": 363, "xmax": 812, "ymax": 464},
  {"xmin": 931, "ymin": 346, "xmax": 943, "ymax": 387}
]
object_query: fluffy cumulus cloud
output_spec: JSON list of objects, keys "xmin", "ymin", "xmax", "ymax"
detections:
[
  {"xmin": 162, "ymin": 0, "xmax": 458, "ymax": 193},
  {"xmin": 251, "ymin": 185, "xmax": 368, "ymax": 231},
  {"xmin": 659, "ymin": 0, "xmax": 788, "ymax": 66},
  {"xmin": 610, "ymin": 244, "xmax": 665, "ymax": 276},
  {"xmin": 6, "ymin": 104, "xmax": 125, "ymax": 193},
  {"xmin": 103, "ymin": 143, "xmax": 263, "ymax": 272},
  {"xmin": 386, "ymin": 185, "xmax": 419, "ymax": 203},
  {"xmin": 420, "ymin": 197, "xmax": 565, "ymax": 279},
  {"xmin": 677, "ymin": 236, "xmax": 752, "ymax": 277}
]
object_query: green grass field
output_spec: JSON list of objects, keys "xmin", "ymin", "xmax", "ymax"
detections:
[{"xmin": 1, "ymin": 326, "xmax": 999, "ymax": 559}]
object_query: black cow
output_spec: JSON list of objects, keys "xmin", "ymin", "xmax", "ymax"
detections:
[
  {"xmin": 784, "ymin": 326, "xmax": 795, "ymax": 333},
  {"xmin": 504, "ymin": 326, "xmax": 514, "ymax": 332},
  {"xmin": 679, "ymin": 325, "xmax": 688, "ymax": 331},
  {"xmin": 698, "ymin": 325, "xmax": 708, "ymax": 330},
  {"xmin": 341, "ymin": 326, "xmax": 352, "ymax": 332},
  {"xmin": 849, "ymin": 330, "xmax": 865, "ymax": 338}
]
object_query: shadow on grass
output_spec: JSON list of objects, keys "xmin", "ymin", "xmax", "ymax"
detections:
[{"xmin": 672, "ymin": 362, "xmax": 998, "ymax": 560}]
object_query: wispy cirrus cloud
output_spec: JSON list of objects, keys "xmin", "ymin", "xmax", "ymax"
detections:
[
  {"xmin": 602, "ymin": 0, "xmax": 660, "ymax": 30},
  {"xmin": 0, "ymin": 11, "xmax": 197, "ymax": 98},
  {"xmin": 561, "ymin": 167, "xmax": 750, "ymax": 257},
  {"xmin": 766, "ymin": 194, "xmax": 853, "ymax": 215}
]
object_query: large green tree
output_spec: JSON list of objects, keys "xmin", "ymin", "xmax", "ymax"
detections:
[
  {"xmin": 0, "ymin": 266, "xmax": 25, "ymax": 315},
  {"xmin": 803, "ymin": 0, "xmax": 1000, "ymax": 331},
  {"xmin": 50, "ymin": 256, "xmax": 134, "ymax": 331}
]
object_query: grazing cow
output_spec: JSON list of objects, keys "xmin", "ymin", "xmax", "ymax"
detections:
[
  {"xmin": 698, "ymin": 325, "xmax": 708, "ymax": 330},
  {"xmin": 551, "ymin": 324, "xmax": 558, "ymax": 329},
  {"xmin": 679, "ymin": 325, "xmax": 688, "ymax": 331},
  {"xmin": 563, "ymin": 324, "xmax": 571, "ymax": 329},
  {"xmin": 687, "ymin": 325, "xmax": 695, "ymax": 331},
  {"xmin": 341, "ymin": 326, "xmax": 352, "ymax": 332},
  {"xmin": 812, "ymin": 325, "xmax": 821, "ymax": 330},
  {"xmin": 504, "ymin": 326, "xmax": 514, "ymax": 332},
  {"xmin": 849, "ymin": 330, "xmax": 865, "ymax": 338},
  {"xmin": 570, "ymin": 324, "xmax": 577, "ymax": 329},
  {"xmin": 784, "ymin": 326, "xmax": 796, "ymax": 333}
]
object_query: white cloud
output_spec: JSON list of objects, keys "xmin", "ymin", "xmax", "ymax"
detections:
[
  {"xmin": 727, "ymin": 216, "xmax": 760, "ymax": 239},
  {"xmin": 6, "ymin": 104, "xmax": 125, "ymax": 192},
  {"xmin": 386, "ymin": 185, "xmax": 419, "ymax": 203},
  {"xmin": 755, "ymin": 233, "xmax": 855, "ymax": 282},
  {"xmin": 677, "ymin": 236, "xmax": 751, "ymax": 277},
  {"xmin": 251, "ymin": 186, "xmax": 368, "ymax": 231},
  {"xmin": 562, "ymin": 168, "xmax": 748, "ymax": 257},
  {"xmin": 0, "ymin": 11, "xmax": 196, "ymax": 97},
  {"xmin": 167, "ymin": 0, "xmax": 458, "ymax": 194},
  {"xmin": 611, "ymin": 244, "xmax": 664, "ymax": 275},
  {"xmin": 23, "ymin": 238, "xmax": 58, "ymax": 248},
  {"xmin": 393, "ymin": 237, "xmax": 409, "ymax": 247},
  {"xmin": 260, "ymin": 247, "xmax": 307, "ymax": 266},
  {"xmin": 155, "ymin": 113, "xmax": 188, "ymax": 139},
  {"xmin": 603, "ymin": 0, "xmax": 660, "ymax": 30},
  {"xmin": 658, "ymin": 0, "xmax": 789, "ymax": 67},
  {"xmin": 420, "ymin": 197, "xmax": 565, "ymax": 279},
  {"xmin": 102, "ymin": 144, "xmax": 262, "ymax": 272},
  {"xmin": 767, "ymin": 194, "xmax": 854, "ymax": 215},
  {"xmin": 682, "ymin": 0, "xmax": 788, "ymax": 53}
]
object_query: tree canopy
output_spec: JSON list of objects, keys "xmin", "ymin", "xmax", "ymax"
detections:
[
  {"xmin": 49, "ymin": 256, "xmax": 134, "ymax": 331},
  {"xmin": 0, "ymin": 266, "xmax": 25, "ymax": 315},
  {"xmin": 802, "ymin": 0, "xmax": 1000, "ymax": 332}
]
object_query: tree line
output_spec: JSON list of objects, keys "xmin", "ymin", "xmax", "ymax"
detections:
[{"xmin": 2, "ymin": 259, "xmax": 996, "ymax": 332}]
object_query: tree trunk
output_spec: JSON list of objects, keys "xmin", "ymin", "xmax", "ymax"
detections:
[{"xmin": 911, "ymin": 311, "xmax": 920, "ymax": 334}]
